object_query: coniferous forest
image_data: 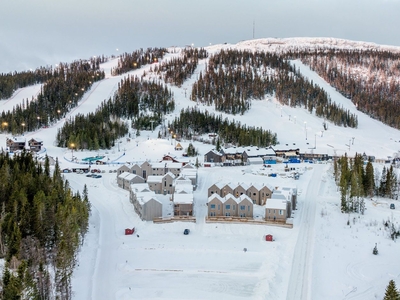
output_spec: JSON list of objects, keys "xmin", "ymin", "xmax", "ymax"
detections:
[
  {"xmin": 0, "ymin": 152, "xmax": 90, "ymax": 299},
  {"xmin": 168, "ymin": 107, "xmax": 278, "ymax": 147},
  {"xmin": 0, "ymin": 57, "xmax": 106, "ymax": 135},
  {"xmin": 297, "ymin": 49, "xmax": 400, "ymax": 129},
  {"xmin": 190, "ymin": 49, "xmax": 358, "ymax": 127},
  {"xmin": 334, "ymin": 153, "xmax": 399, "ymax": 214},
  {"xmin": 56, "ymin": 75, "xmax": 175, "ymax": 150},
  {"xmin": 111, "ymin": 48, "xmax": 167, "ymax": 76}
]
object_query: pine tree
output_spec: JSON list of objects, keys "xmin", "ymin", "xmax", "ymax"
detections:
[
  {"xmin": 363, "ymin": 160, "xmax": 374, "ymax": 197},
  {"xmin": 383, "ymin": 279, "xmax": 400, "ymax": 300}
]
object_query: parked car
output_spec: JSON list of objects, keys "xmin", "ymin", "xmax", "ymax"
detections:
[
  {"xmin": 86, "ymin": 174, "xmax": 93, "ymax": 177},
  {"xmin": 390, "ymin": 203, "xmax": 395, "ymax": 209},
  {"xmin": 93, "ymin": 174, "xmax": 102, "ymax": 178},
  {"xmin": 183, "ymin": 229, "xmax": 190, "ymax": 235}
]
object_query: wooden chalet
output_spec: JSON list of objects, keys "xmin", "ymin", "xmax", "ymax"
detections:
[{"xmin": 28, "ymin": 138, "xmax": 43, "ymax": 152}]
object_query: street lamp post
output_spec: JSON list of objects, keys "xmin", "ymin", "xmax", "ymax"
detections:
[
  {"xmin": 2, "ymin": 122, "xmax": 8, "ymax": 132},
  {"xmin": 70, "ymin": 143, "xmax": 75, "ymax": 161},
  {"xmin": 304, "ymin": 122, "xmax": 307, "ymax": 140},
  {"xmin": 315, "ymin": 134, "xmax": 317, "ymax": 149},
  {"xmin": 21, "ymin": 123, "xmax": 25, "ymax": 135}
]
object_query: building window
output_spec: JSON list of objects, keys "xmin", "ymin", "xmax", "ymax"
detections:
[
  {"xmin": 240, "ymin": 205, "xmax": 245, "ymax": 210},
  {"xmin": 211, "ymin": 191, "xmax": 214, "ymax": 194},
  {"xmin": 253, "ymin": 193, "xmax": 256, "ymax": 196},
  {"xmin": 218, "ymin": 205, "xmax": 220, "ymax": 210},
  {"xmin": 210, "ymin": 204, "xmax": 216, "ymax": 209},
  {"xmin": 233, "ymin": 205, "xmax": 235, "ymax": 210},
  {"xmin": 248, "ymin": 206, "xmax": 250, "ymax": 211},
  {"xmin": 226, "ymin": 205, "xmax": 231, "ymax": 210},
  {"xmin": 279, "ymin": 210, "xmax": 283, "ymax": 215}
]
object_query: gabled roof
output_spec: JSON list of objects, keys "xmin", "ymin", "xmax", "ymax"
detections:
[
  {"xmin": 236, "ymin": 182, "xmax": 250, "ymax": 190},
  {"xmin": 147, "ymin": 175, "xmax": 163, "ymax": 183},
  {"xmin": 238, "ymin": 194, "xmax": 252, "ymax": 203},
  {"xmin": 265, "ymin": 199, "xmax": 287, "ymax": 210},
  {"xmin": 222, "ymin": 193, "xmax": 240, "ymax": 204},
  {"xmin": 118, "ymin": 172, "xmax": 132, "ymax": 179},
  {"xmin": 243, "ymin": 146, "xmax": 276, "ymax": 157},
  {"xmin": 221, "ymin": 146, "xmax": 245, "ymax": 155},
  {"xmin": 28, "ymin": 137, "xmax": 43, "ymax": 143},
  {"xmin": 249, "ymin": 182, "xmax": 274, "ymax": 191},
  {"xmin": 208, "ymin": 193, "xmax": 223, "ymax": 203},
  {"xmin": 124, "ymin": 173, "xmax": 142, "ymax": 181},
  {"xmin": 173, "ymin": 193, "xmax": 193, "ymax": 204},
  {"xmin": 7, "ymin": 136, "xmax": 26, "ymax": 143},
  {"xmin": 163, "ymin": 171, "xmax": 176, "ymax": 179},
  {"xmin": 131, "ymin": 183, "xmax": 151, "ymax": 193},
  {"xmin": 205, "ymin": 149, "xmax": 222, "ymax": 156}
]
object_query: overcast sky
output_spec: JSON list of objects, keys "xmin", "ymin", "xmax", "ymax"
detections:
[{"xmin": 1, "ymin": 0, "xmax": 400, "ymax": 72}]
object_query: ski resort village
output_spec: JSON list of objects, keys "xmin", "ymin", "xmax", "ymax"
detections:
[{"xmin": 1, "ymin": 38, "xmax": 400, "ymax": 299}]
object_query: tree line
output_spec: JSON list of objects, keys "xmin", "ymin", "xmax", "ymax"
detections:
[
  {"xmin": 189, "ymin": 49, "xmax": 358, "ymax": 127},
  {"xmin": 334, "ymin": 154, "xmax": 398, "ymax": 214},
  {"xmin": 168, "ymin": 107, "xmax": 278, "ymax": 148},
  {"xmin": 56, "ymin": 75, "xmax": 175, "ymax": 150},
  {"xmin": 0, "ymin": 58, "xmax": 105, "ymax": 135},
  {"xmin": 111, "ymin": 48, "xmax": 167, "ymax": 76},
  {"xmin": 0, "ymin": 151, "xmax": 90, "ymax": 299},
  {"xmin": 152, "ymin": 47, "xmax": 208, "ymax": 87},
  {"xmin": 298, "ymin": 49, "xmax": 400, "ymax": 129}
]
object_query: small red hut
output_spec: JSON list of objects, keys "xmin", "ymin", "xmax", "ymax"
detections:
[
  {"xmin": 265, "ymin": 234, "xmax": 273, "ymax": 242},
  {"xmin": 125, "ymin": 227, "xmax": 135, "ymax": 235}
]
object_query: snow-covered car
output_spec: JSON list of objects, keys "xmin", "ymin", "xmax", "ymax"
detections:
[
  {"xmin": 390, "ymin": 203, "xmax": 395, "ymax": 209},
  {"xmin": 183, "ymin": 229, "xmax": 190, "ymax": 235}
]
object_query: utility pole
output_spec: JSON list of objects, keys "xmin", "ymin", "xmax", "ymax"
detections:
[{"xmin": 150, "ymin": 120, "xmax": 154, "ymax": 132}]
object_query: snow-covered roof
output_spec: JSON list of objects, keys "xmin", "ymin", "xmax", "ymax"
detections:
[
  {"xmin": 118, "ymin": 172, "xmax": 131, "ymax": 179},
  {"xmin": 250, "ymin": 182, "xmax": 274, "ymax": 191},
  {"xmin": 124, "ymin": 173, "xmax": 141, "ymax": 181},
  {"xmin": 236, "ymin": 182, "xmax": 250, "ymax": 190},
  {"xmin": 208, "ymin": 193, "xmax": 223, "ymax": 203},
  {"xmin": 163, "ymin": 171, "xmax": 176, "ymax": 179},
  {"xmin": 243, "ymin": 146, "xmax": 275, "ymax": 157},
  {"xmin": 147, "ymin": 175, "xmax": 163, "ymax": 183},
  {"xmin": 238, "ymin": 194, "xmax": 252, "ymax": 203},
  {"xmin": 130, "ymin": 183, "xmax": 151, "ymax": 193},
  {"xmin": 8, "ymin": 136, "xmax": 26, "ymax": 143},
  {"xmin": 173, "ymin": 193, "xmax": 193, "ymax": 204},
  {"xmin": 205, "ymin": 149, "xmax": 222, "ymax": 156},
  {"xmin": 265, "ymin": 199, "xmax": 287, "ymax": 210},
  {"xmin": 222, "ymin": 193, "xmax": 240, "ymax": 204},
  {"xmin": 222, "ymin": 146, "xmax": 245, "ymax": 154},
  {"xmin": 29, "ymin": 137, "xmax": 43, "ymax": 143},
  {"xmin": 247, "ymin": 157, "xmax": 263, "ymax": 163},
  {"xmin": 137, "ymin": 193, "xmax": 161, "ymax": 205}
]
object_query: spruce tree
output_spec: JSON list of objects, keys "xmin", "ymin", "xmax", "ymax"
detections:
[{"xmin": 383, "ymin": 279, "xmax": 400, "ymax": 300}]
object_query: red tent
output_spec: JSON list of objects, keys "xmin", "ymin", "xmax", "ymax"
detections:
[{"xmin": 265, "ymin": 234, "xmax": 273, "ymax": 242}]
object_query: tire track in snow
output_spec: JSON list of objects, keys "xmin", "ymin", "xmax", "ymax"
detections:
[{"xmin": 286, "ymin": 165, "xmax": 323, "ymax": 300}]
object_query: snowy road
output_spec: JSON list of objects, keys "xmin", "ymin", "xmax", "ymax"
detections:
[{"xmin": 286, "ymin": 165, "xmax": 324, "ymax": 300}]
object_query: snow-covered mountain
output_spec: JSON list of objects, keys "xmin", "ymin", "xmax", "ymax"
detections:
[{"xmin": 1, "ymin": 38, "xmax": 400, "ymax": 299}]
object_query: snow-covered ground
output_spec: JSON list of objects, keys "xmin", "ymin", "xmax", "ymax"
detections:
[{"xmin": 1, "ymin": 39, "xmax": 400, "ymax": 299}]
